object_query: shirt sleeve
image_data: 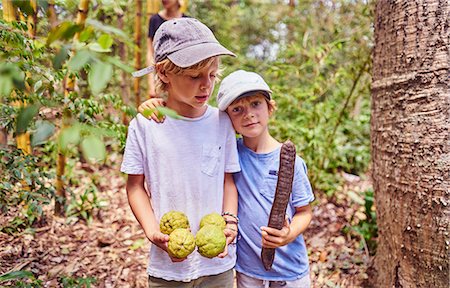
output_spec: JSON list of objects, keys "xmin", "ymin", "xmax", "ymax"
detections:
[
  {"xmin": 148, "ymin": 14, "xmax": 162, "ymax": 39},
  {"xmin": 221, "ymin": 112, "xmax": 240, "ymax": 173},
  {"xmin": 120, "ymin": 119, "xmax": 144, "ymax": 175},
  {"xmin": 291, "ymin": 156, "xmax": 315, "ymax": 207}
]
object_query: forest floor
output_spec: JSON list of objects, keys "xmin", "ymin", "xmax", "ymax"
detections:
[{"xmin": 0, "ymin": 153, "xmax": 375, "ymax": 287}]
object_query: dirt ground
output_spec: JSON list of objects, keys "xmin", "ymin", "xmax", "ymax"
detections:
[{"xmin": 0, "ymin": 155, "xmax": 374, "ymax": 287}]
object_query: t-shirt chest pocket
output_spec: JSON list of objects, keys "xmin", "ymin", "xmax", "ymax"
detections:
[
  {"xmin": 261, "ymin": 170, "xmax": 279, "ymax": 198},
  {"xmin": 201, "ymin": 144, "xmax": 221, "ymax": 176}
]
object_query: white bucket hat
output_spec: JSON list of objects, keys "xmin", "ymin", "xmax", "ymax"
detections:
[{"xmin": 217, "ymin": 70, "xmax": 272, "ymax": 111}]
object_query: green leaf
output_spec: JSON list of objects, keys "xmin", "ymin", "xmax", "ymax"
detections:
[
  {"xmin": 88, "ymin": 43, "xmax": 111, "ymax": 53},
  {"xmin": 78, "ymin": 26, "xmax": 94, "ymax": 42},
  {"xmin": 98, "ymin": 34, "xmax": 113, "ymax": 49},
  {"xmin": 59, "ymin": 125, "xmax": 81, "ymax": 153},
  {"xmin": 156, "ymin": 107, "xmax": 181, "ymax": 119},
  {"xmin": 86, "ymin": 19, "xmax": 128, "ymax": 39},
  {"xmin": 31, "ymin": 120, "xmax": 55, "ymax": 146},
  {"xmin": 46, "ymin": 21, "xmax": 83, "ymax": 45},
  {"xmin": 130, "ymin": 238, "xmax": 146, "ymax": 250},
  {"xmin": 68, "ymin": 50, "xmax": 92, "ymax": 72},
  {"xmin": 52, "ymin": 45, "xmax": 69, "ymax": 70},
  {"xmin": 12, "ymin": 0, "xmax": 34, "ymax": 16},
  {"xmin": 0, "ymin": 76, "xmax": 13, "ymax": 97},
  {"xmin": 16, "ymin": 105, "xmax": 40, "ymax": 135},
  {"xmin": 105, "ymin": 56, "xmax": 134, "ymax": 73},
  {"xmin": 88, "ymin": 62, "xmax": 113, "ymax": 95},
  {"xmin": 80, "ymin": 135, "xmax": 106, "ymax": 162},
  {"xmin": 0, "ymin": 270, "xmax": 34, "ymax": 282}
]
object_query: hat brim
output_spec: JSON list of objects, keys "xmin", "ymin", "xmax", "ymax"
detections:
[
  {"xmin": 168, "ymin": 42, "xmax": 236, "ymax": 68},
  {"xmin": 218, "ymin": 86, "xmax": 272, "ymax": 111}
]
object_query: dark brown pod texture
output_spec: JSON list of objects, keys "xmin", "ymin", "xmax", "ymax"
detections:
[{"xmin": 261, "ymin": 140, "xmax": 296, "ymax": 270}]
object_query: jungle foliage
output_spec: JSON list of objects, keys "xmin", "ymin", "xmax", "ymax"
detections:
[{"xmin": 0, "ymin": 0, "xmax": 373, "ymax": 232}]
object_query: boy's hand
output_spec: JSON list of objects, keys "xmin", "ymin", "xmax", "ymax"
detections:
[
  {"xmin": 138, "ymin": 98, "xmax": 166, "ymax": 123},
  {"xmin": 148, "ymin": 231, "xmax": 188, "ymax": 262},
  {"xmin": 260, "ymin": 218, "xmax": 292, "ymax": 248},
  {"xmin": 217, "ymin": 225, "xmax": 238, "ymax": 258}
]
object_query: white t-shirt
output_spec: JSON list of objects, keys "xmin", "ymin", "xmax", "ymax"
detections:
[{"xmin": 120, "ymin": 106, "xmax": 240, "ymax": 282}]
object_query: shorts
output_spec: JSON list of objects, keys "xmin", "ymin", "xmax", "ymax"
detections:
[
  {"xmin": 236, "ymin": 271, "xmax": 311, "ymax": 288},
  {"xmin": 148, "ymin": 269, "xmax": 234, "ymax": 288}
]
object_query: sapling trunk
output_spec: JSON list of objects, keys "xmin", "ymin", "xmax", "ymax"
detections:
[{"xmin": 261, "ymin": 140, "xmax": 296, "ymax": 270}]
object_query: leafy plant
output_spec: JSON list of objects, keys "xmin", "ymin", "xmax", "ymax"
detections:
[
  {"xmin": 0, "ymin": 270, "xmax": 42, "ymax": 287},
  {"xmin": 66, "ymin": 183, "xmax": 107, "ymax": 224},
  {"xmin": 0, "ymin": 148, "xmax": 55, "ymax": 234},
  {"xmin": 58, "ymin": 274, "xmax": 96, "ymax": 288},
  {"xmin": 343, "ymin": 188, "xmax": 378, "ymax": 255}
]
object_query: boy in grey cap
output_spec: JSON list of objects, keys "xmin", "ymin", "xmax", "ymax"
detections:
[
  {"xmin": 139, "ymin": 70, "xmax": 314, "ymax": 287},
  {"xmin": 122, "ymin": 18, "xmax": 240, "ymax": 287}
]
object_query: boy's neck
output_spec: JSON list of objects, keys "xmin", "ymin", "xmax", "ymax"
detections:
[{"xmin": 243, "ymin": 132, "xmax": 280, "ymax": 154}]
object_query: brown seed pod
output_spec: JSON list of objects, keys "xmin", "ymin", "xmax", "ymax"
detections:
[{"xmin": 261, "ymin": 140, "xmax": 296, "ymax": 270}]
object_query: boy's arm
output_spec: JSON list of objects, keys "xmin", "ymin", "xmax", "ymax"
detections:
[
  {"xmin": 126, "ymin": 174, "xmax": 180, "ymax": 259},
  {"xmin": 218, "ymin": 173, "xmax": 238, "ymax": 258},
  {"xmin": 261, "ymin": 204, "xmax": 312, "ymax": 248}
]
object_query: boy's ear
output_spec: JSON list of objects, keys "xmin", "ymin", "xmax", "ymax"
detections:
[{"xmin": 157, "ymin": 69, "xmax": 170, "ymax": 84}]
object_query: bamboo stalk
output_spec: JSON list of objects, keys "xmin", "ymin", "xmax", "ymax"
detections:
[
  {"xmin": 146, "ymin": 0, "xmax": 160, "ymax": 19},
  {"xmin": 134, "ymin": 0, "xmax": 142, "ymax": 108},
  {"xmin": 27, "ymin": 0, "xmax": 37, "ymax": 38},
  {"xmin": 55, "ymin": 0, "xmax": 90, "ymax": 216},
  {"xmin": 180, "ymin": 0, "xmax": 188, "ymax": 13},
  {"xmin": 47, "ymin": 0, "xmax": 57, "ymax": 29},
  {"xmin": 3, "ymin": 0, "xmax": 16, "ymax": 22},
  {"xmin": 118, "ymin": 8, "xmax": 129, "ymax": 125},
  {"xmin": 1, "ymin": 0, "xmax": 16, "ymax": 147}
]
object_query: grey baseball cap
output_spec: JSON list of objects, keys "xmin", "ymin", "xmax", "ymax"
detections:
[
  {"xmin": 217, "ymin": 70, "xmax": 272, "ymax": 111},
  {"xmin": 132, "ymin": 18, "xmax": 235, "ymax": 78}
]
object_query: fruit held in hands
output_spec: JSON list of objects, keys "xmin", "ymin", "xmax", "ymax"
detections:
[
  {"xmin": 199, "ymin": 212, "xmax": 226, "ymax": 230},
  {"xmin": 160, "ymin": 211, "xmax": 190, "ymax": 235},
  {"xmin": 195, "ymin": 225, "xmax": 226, "ymax": 258},
  {"xmin": 167, "ymin": 228, "xmax": 195, "ymax": 259}
]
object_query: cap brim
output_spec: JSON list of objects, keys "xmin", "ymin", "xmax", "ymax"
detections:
[
  {"xmin": 168, "ymin": 42, "xmax": 236, "ymax": 68},
  {"xmin": 132, "ymin": 66, "xmax": 156, "ymax": 78},
  {"xmin": 218, "ymin": 86, "xmax": 272, "ymax": 111}
]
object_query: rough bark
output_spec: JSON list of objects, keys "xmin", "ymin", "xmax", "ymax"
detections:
[{"xmin": 371, "ymin": 0, "xmax": 449, "ymax": 287}]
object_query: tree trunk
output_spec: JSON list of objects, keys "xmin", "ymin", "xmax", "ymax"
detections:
[
  {"xmin": 371, "ymin": 0, "xmax": 449, "ymax": 287},
  {"xmin": 134, "ymin": 0, "xmax": 143, "ymax": 108}
]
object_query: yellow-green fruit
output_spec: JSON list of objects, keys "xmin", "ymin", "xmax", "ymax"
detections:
[
  {"xmin": 195, "ymin": 225, "xmax": 226, "ymax": 258},
  {"xmin": 167, "ymin": 228, "xmax": 196, "ymax": 259},
  {"xmin": 160, "ymin": 211, "xmax": 190, "ymax": 235},
  {"xmin": 199, "ymin": 212, "xmax": 226, "ymax": 230}
]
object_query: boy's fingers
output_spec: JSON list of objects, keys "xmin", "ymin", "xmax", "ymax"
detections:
[
  {"xmin": 217, "ymin": 244, "xmax": 229, "ymax": 258},
  {"xmin": 261, "ymin": 226, "xmax": 282, "ymax": 237}
]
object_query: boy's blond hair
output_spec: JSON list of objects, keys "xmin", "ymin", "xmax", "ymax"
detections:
[{"xmin": 154, "ymin": 57, "xmax": 221, "ymax": 93}]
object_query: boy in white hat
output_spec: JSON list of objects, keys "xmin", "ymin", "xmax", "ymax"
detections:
[
  {"xmin": 139, "ymin": 70, "xmax": 315, "ymax": 287},
  {"xmin": 122, "ymin": 18, "xmax": 240, "ymax": 287},
  {"xmin": 217, "ymin": 70, "xmax": 314, "ymax": 288}
]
